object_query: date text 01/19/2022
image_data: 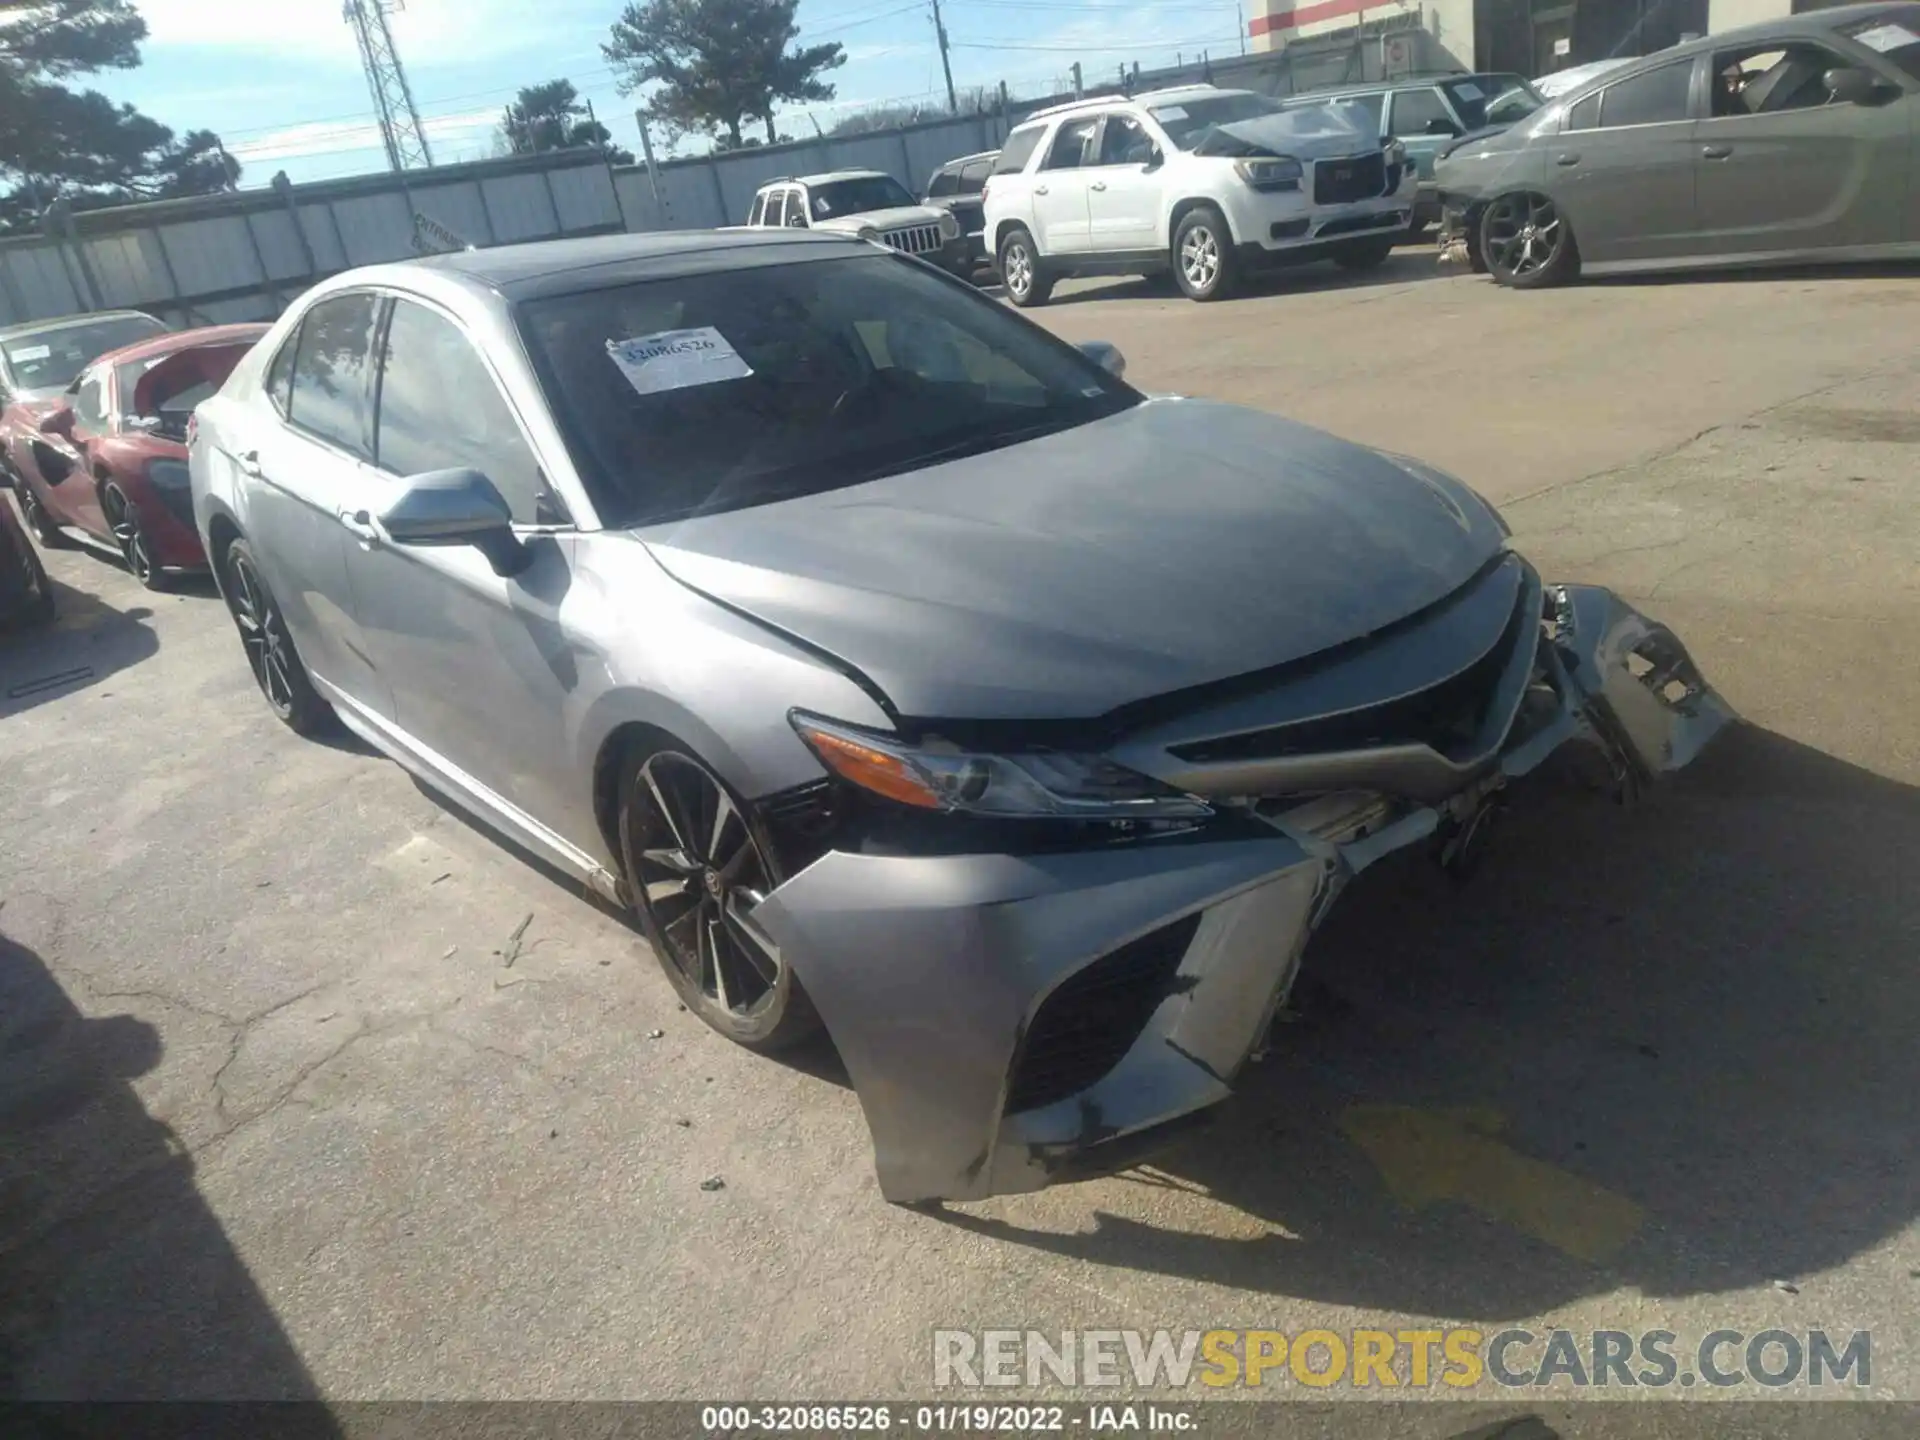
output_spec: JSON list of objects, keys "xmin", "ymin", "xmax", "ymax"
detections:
[{"xmin": 699, "ymin": 1405, "xmax": 1199, "ymax": 1432}]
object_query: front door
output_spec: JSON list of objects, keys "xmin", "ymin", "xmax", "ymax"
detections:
[
  {"xmin": 1086, "ymin": 113, "xmax": 1163, "ymax": 252},
  {"xmin": 1032, "ymin": 116, "xmax": 1098, "ymax": 253},
  {"xmin": 341, "ymin": 294, "xmax": 579, "ymax": 834},
  {"xmin": 1693, "ymin": 41, "xmax": 1910, "ymax": 255},
  {"xmin": 244, "ymin": 291, "xmax": 389, "ymax": 715},
  {"xmin": 40, "ymin": 370, "xmax": 111, "ymax": 536},
  {"xmin": 1551, "ymin": 56, "xmax": 1703, "ymax": 263}
]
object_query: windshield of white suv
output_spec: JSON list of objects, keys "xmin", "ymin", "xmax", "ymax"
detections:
[
  {"xmin": 1, "ymin": 315, "xmax": 164, "ymax": 393},
  {"xmin": 519, "ymin": 251, "xmax": 1138, "ymax": 526},
  {"xmin": 1148, "ymin": 93, "xmax": 1287, "ymax": 150},
  {"xmin": 808, "ymin": 176, "xmax": 917, "ymax": 219}
]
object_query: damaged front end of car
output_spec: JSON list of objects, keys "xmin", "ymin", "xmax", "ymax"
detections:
[{"xmin": 750, "ymin": 555, "xmax": 1733, "ymax": 1204}]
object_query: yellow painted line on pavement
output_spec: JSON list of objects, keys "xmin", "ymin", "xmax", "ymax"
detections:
[{"xmin": 1340, "ymin": 1103, "xmax": 1644, "ymax": 1264}]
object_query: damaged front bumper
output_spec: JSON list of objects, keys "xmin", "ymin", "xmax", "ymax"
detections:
[{"xmin": 753, "ymin": 582, "xmax": 1734, "ymax": 1204}]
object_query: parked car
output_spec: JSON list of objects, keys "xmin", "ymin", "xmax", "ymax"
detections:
[
  {"xmin": 982, "ymin": 84, "xmax": 1417, "ymax": 304},
  {"xmin": 1434, "ymin": 1, "xmax": 1920, "ymax": 288},
  {"xmin": 922, "ymin": 149, "xmax": 998, "ymax": 271},
  {"xmin": 744, "ymin": 170, "xmax": 969, "ymax": 273},
  {"xmin": 1280, "ymin": 73, "xmax": 1544, "ymax": 232},
  {"xmin": 8, "ymin": 323, "xmax": 267, "ymax": 587},
  {"xmin": 0, "ymin": 490, "xmax": 55, "ymax": 630},
  {"xmin": 191, "ymin": 229, "xmax": 1733, "ymax": 1203},
  {"xmin": 1531, "ymin": 57, "xmax": 1637, "ymax": 99}
]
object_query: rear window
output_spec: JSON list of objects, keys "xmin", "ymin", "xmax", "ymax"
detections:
[
  {"xmin": 992, "ymin": 126, "xmax": 1043, "ymax": 174},
  {"xmin": 1841, "ymin": 9, "xmax": 1920, "ymax": 80},
  {"xmin": 516, "ymin": 252, "xmax": 1135, "ymax": 528}
]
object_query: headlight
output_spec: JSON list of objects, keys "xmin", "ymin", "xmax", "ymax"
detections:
[
  {"xmin": 1232, "ymin": 156, "xmax": 1302, "ymax": 191},
  {"xmin": 792, "ymin": 714, "xmax": 1213, "ymax": 821},
  {"xmin": 937, "ymin": 211, "xmax": 959, "ymax": 240},
  {"xmin": 148, "ymin": 459, "xmax": 191, "ymax": 491},
  {"xmin": 857, "ymin": 225, "xmax": 881, "ymax": 243}
]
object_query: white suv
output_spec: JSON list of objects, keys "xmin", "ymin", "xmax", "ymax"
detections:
[
  {"xmin": 982, "ymin": 85, "xmax": 1416, "ymax": 303},
  {"xmin": 746, "ymin": 170, "xmax": 969, "ymax": 274}
]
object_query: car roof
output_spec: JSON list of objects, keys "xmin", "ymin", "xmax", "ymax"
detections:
[
  {"xmin": 779, "ymin": 169, "xmax": 891, "ymax": 187},
  {"xmin": 388, "ymin": 229, "xmax": 872, "ymax": 301},
  {"xmin": 0, "ymin": 309, "xmax": 161, "ymax": 342},
  {"xmin": 936, "ymin": 151, "xmax": 999, "ymax": 168},
  {"xmin": 1019, "ymin": 84, "xmax": 1235, "ymax": 124},
  {"xmin": 91, "ymin": 322, "xmax": 270, "ymax": 370}
]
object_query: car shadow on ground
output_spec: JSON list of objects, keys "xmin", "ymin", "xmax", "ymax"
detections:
[
  {"xmin": 0, "ymin": 927, "xmax": 337, "ymax": 1408},
  {"xmin": 987, "ymin": 253, "xmax": 1446, "ymax": 308},
  {"xmin": 1586, "ymin": 259, "xmax": 1920, "ymax": 289},
  {"xmin": 0, "ymin": 581, "xmax": 158, "ymax": 720},
  {"xmin": 936, "ymin": 726, "xmax": 1920, "ymax": 1320}
]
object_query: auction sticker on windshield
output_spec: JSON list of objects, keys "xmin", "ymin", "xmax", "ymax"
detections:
[
  {"xmin": 1453, "ymin": 81, "xmax": 1484, "ymax": 100},
  {"xmin": 1851, "ymin": 22, "xmax": 1918, "ymax": 51},
  {"xmin": 607, "ymin": 327, "xmax": 753, "ymax": 395},
  {"xmin": 8, "ymin": 344, "xmax": 51, "ymax": 362}
]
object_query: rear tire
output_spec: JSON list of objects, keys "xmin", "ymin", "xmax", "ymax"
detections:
[
  {"xmin": 1332, "ymin": 237, "xmax": 1396, "ymax": 271},
  {"xmin": 220, "ymin": 537, "xmax": 332, "ymax": 736},
  {"xmin": 1171, "ymin": 205, "xmax": 1239, "ymax": 301},
  {"xmin": 103, "ymin": 484, "xmax": 169, "ymax": 592},
  {"xmin": 998, "ymin": 226, "xmax": 1053, "ymax": 308},
  {"xmin": 19, "ymin": 485, "xmax": 70, "ymax": 549},
  {"xmin": 617, "ymin": 744, "xmax": 821, "ymax": 1053}
]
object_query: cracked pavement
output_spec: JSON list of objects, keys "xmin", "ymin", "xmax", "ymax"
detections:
[{"xmin": 3, "ymin": 255, "xmax": 1918, "ymax": 1404}]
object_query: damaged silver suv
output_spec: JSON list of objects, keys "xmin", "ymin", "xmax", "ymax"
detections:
[{"xmin": 190, "ymin": 228, "xmax": 1733, "ymax": 1204}]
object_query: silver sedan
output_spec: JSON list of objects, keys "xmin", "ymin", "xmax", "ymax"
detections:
[{"xmin": 190, "ymin": 229, "xmax": 1732, "ymax": 1203}]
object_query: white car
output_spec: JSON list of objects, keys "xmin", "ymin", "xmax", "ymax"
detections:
[
  {"xmin": 981, "ymin": 85, "xmax": 1416, "ymax": 304},
  {"xmin": 745, "ymin": 170, "xmax": 969, "ymax": 274}
]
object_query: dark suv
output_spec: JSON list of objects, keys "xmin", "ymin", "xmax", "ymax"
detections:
[{"xmin": 923, "ymin": 150, "xmax": 997, "ymax": 272}]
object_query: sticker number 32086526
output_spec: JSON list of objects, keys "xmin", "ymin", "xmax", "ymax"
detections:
[{"xmin": 606, "ymin": 326, "xmax": 754, "ymax": 395}]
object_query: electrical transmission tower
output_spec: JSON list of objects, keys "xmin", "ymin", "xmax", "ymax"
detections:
[{"xmin": 344, "ymin": 0, "xmax": 434, "ymax": 172}]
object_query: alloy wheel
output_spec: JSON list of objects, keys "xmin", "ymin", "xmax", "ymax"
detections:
[
  {"xmin": 1484, "ymin": 194, "xmax": 1564, "ymax": 279},
  {"xmin": 1003, "ymin": 240, "xmax": 1032, "ymax": 299},
  {"xmin": 104, "ymin": 488, "xmax": 153, "ymax": 585},
  {"xmin": 630, "ymin": 752, "xmax": 784, "ymax": 1022},
  {"xmin": 226, "ymin": 550, "xmax": 296, "ymax": 717},
  {"xmin": 20, "ymin": 486, "xmax": 62, "ymax": 546},
  {"xmin": 1180, "ymin": 225, "xmax": 1221, "ymax": 292}
]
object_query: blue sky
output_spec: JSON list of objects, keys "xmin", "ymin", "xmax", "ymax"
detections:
[{"xmin": 94, "ymin": 0, "xmax": 1254, "ymax": 186}]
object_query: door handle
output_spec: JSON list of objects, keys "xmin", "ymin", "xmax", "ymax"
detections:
[
  {"xmin": 1090, "ymin": 180, "xmax": 1108, "ymax": 191},
  {"xmin": 1033, "ymin": 184, "xmax": 1049, "ymax": 195},
  {"xmin": 1554, "ymin": 153, "xmax": 1581, "ymax": 167},
  {"xmin": 237, "ymin": 449, "xmax": 264, "ymax": 479},
  {"xmin": 1701, "ymin": 144, "xmax": 1733, "ymax": 160},
  {"xmin": 338, "ymin": 508, "xmax": 381, "ymax": 546}
]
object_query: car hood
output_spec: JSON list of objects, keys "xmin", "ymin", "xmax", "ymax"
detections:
[
  {"xmin": 1209, "ymin": 106, "xmax": 1380, "ymax": 160},
  {"xmin": 636, "ymin": 399, "xmax": 1507, "ymax": 722},
  {"xmin": 817, "ymin": 205, "xmax": 945, "ymax": 232}
]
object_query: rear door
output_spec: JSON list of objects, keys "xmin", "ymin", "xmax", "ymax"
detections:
[
  {"xmin": 241, "ymin": 292, "xmax": 390, "ymax": 715},
  {"xmin": 1549, "ymin": 56, "xmax": 1704, "ymax": 263},
  {"xmin": 1086, "ymin": 112, "xmax": 1164, "ymax": 251},
  {"xmin": 1032, "ymin": 116, "xmax": 1099, "ymax": 253},
  {"xmin": 1693, "ymin": 39, "xmax": 1908, "ymax": 255}
]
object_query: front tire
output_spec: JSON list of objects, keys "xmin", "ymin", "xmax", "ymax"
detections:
[
  {"xmin": 221, "ymin": 537, "xmax": 331, "ymax": 736},
  {"xmin": 18, "ymin": 485, "xmax": 70, "ymax": 549},
  {"xmin": 618, "ymin": 746, "xmax": 821, "ymax": 1052},
  {"xmin": 1332, "ymin": 237, "xmax": 1396, "ymax": 271},
  {"xmin": 1172, "ymin": 205, "xmax": 1239, "ymax": 301},
  {"xmin": 998, "ymin": 226, "xmax": 1053, "ymax": 308},
  {"xmin": 1481, "ymin": 192, "xmax": 1579, "ymax": 289}
]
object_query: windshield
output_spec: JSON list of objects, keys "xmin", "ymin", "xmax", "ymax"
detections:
[
  {"xmin": 1842, "ymin": 9, "xmax": 1920, "ymax": 81},
  {"xmin": 1443, "ymin": 74, "xmax": 1543, "ymax": 130},
  {"xmin": 2, "ymin": 315, "xmax": 164, "ymax": 393},
  {"xmin": 809, "ymin": 176, "xmax": 917, "ymax": 219},
  {"xmin": 518, "ymin": 252, "xmax": 1137, "ymax": 527},
  {"xmin": 1148, "ymin": 93, "xmax": 1286, "ymax": 150}
]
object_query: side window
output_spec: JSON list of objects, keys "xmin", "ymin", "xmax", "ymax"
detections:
[
  {"xmin": 1565, "ymin": 92, "xmax": 1601, "ymax": 131},
  {"xmin": 763, "ymin": 190, "xmax": 786, "ymax": 226},
  {"xmin": 1335, "ymin": 93, "xmax": 1385, "ymax": 130},
  {"xmin": 374, "ymin": 299, "xmax": 552, "ymax": 526},
  {"xmin": 786, "ymin": 189, "xmax": 809, "ymax": 227},
  {"xmin": 286, "ymin": 292, "xmax": 380, "ymax": 457},
  {"xmin": 1598, "ymin": 59, "xmax": 1695, "ymax": 127},
  {"xmin": 1711, "ymin": 45, "xmax": 1851, "ymax": 116},
  {"xmin": 928, "ymin": 169, "xmax": 957, "ymax": 198},
  {"xmin": 1389, "ymin": 88, "xmax": 1457, "ymax": 136},
  {"xmin": 265, "ymin": 327, "xmax": 298, "ymax": 416},
  {"xmin": 958, "ymin": 159, "xmax": 991, "ymax": 193},
  {"xmin": 1042, "ymin": 117, "xmax": 1098, "ymax": 170},
  {"xmin": 71, "ymin": 373, "xmax": 109, "ymax": 433},
  {"xmin": 747, "ymin": 192, "xmax": 766, "ymax": 225},
  {"xmin": 992, "ymin": 126, "xmax": 1044, "ymax": 174},
  {"xmin": 1096, "ymin": 114, "xmax": 1153, "ymax": 165}
]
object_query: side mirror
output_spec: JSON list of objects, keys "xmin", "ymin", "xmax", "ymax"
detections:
[
  {"xmin": 1076, "ymin": 340, "xmax": 1126, "ymax": 379},
  {"xmin": 1424, "ymin": 116, "xmax": 1464, "ymax": 137},
  {"xmin": 379, "ymin": 467, "xmax": 529, "ymax": 577},
  {"xmin": 35, "ymin": 406, "xmax": 75, "ymax": 438},
  {"xmin": 1825, "ymin": 67, "xmax": 1893, "ymax": 106}
]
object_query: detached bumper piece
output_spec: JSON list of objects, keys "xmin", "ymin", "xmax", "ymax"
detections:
[{"xmin": 753, "ymin": 577, "xmax": 1734, "ymax": 1203}]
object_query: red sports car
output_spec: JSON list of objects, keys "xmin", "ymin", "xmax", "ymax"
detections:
[{"xmin": 5, "ymin": 323, "xmax": 268, "ymax": 589}]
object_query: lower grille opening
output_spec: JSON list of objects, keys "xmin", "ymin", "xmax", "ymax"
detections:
[
  {"xmin": 1005, "ymin": 913, "xmax": 1202, "ymax": 1115},
  {"xmin": 1270, "ymin": 218, "xmax": 1311, "ymax": 240}
]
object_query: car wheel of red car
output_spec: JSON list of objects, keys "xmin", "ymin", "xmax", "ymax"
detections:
[
  {"xmin": 18, "ymin": 485, "xmax": 71, "ymax": 549},
  {"xmin": 102, "ymin": 484, "xmax": 168, "ymax": 591}
]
